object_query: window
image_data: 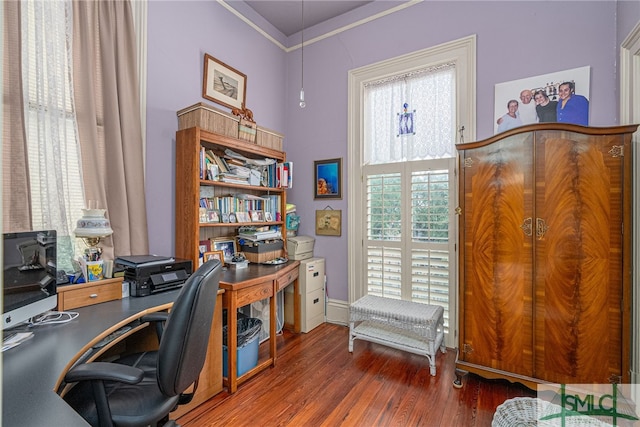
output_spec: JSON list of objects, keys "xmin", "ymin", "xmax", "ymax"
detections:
[
  {"xmin": 10, "ymin": 0, "xmax": 148, "ymax": 271},
  {"xmin": 22, "ymin": 0, "xmax": 84, "ymax": 272},
  {"xmin": 348, "ymin": 36, "xmax": 476, "ymax": 347}
]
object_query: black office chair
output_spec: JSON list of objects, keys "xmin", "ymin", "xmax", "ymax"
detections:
[{"xmin": 63, "ymin": 259, "xmax": 222, "ymax": 427}]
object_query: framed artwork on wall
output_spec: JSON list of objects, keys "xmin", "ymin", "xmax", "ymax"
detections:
[
  {"xmin": 314, "ymin": 158, "xmax": 342, "ymax": 199},
  {"xmin": 202, "ymin": 53, "xmax": 247, "ymax": 110},
  {"xmin": 315, "ymin": 209, "xmax": 342, "ymax": 236}
]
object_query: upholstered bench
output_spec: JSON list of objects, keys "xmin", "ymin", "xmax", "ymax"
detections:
[{"xmin": 348, "ymin": 295, "xmax": 445, "ymax": 376}]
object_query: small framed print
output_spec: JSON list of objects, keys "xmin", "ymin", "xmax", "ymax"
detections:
[
  {"xmin": 229, "ymin": 212, "xmax": 237, "ymax": 223},
  {"xmin": 221, "ymin": 212, "xmax": 230, "ymax": 223},
  {"xmin": 235, "ymin": 212, "xmax": 246, "ymax": 223},
  {"xmin": 208, "ymin": 210, "xmax": 220, "ymax": 223},
  {"xmin": 264, "ymin": 212, "xmax": 273, "ymax": 222},
  {"xmin": 316, "ymin": 209, "xmax": 342, "ymax": 236},
  {"xmin": 199, "ymin": 240, "xmax": 211, "ymax": 255},
  {"xmin": 314, "ymin": 158, "xmax": 342, "ymax": 199},
  {"xmin": 250, "ymin": 210, "xmax": 262, "ymax": 222},
  {"xmin": 204, "ymin": 250, "xmax": 224, "ymax": 264},
  {"xmin": 213, "ymin": 238, "xmax": 237, "ymax": 261}
]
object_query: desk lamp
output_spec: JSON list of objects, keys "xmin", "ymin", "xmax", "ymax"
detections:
[{"xmin": 74, "ymin": 208, "xmax": 113, "ymax": 257}]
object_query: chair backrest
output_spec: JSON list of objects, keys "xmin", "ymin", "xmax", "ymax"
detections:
[{"xmin": 156, "ymin": 259, "xmax": 222, "ymax": 396}]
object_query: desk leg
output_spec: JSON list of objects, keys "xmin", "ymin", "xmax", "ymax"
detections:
[
  {"xmin": 226, "ymin": 291, "xmax": 238, "ymax": 394},
  {"xmin": 270, "ymin": 290, "xmax": 276, "ymax": 364}
]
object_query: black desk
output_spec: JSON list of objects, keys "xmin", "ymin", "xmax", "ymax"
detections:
[{"xmin": 2, "ymin": 290, "xmax": 181, "ymax": 427}]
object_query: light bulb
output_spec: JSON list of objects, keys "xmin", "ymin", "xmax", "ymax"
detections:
[{"xmin": 299, "ymin": 88, "xmax": 306, "ymax": 108}]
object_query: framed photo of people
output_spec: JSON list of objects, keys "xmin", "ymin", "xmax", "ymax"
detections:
[
  {"xmin": 494, "ymin": 66, "xmax": 590, "ymax": 134},
  {"xmin": 212, "ymin": 238, "xmax": 237, "ymax": 262}
]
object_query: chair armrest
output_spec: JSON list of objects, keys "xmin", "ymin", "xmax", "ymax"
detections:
[
  {"xmin": 141, "ymin": 312, "xmax": 169, "ymax": 323},
  {"xmin": 65, "ymin": 361, "xmax": 144, "ymax": 385},
  {"xmin": 141, "ymin": 312, "xmax": 169, "ymax": 341}
]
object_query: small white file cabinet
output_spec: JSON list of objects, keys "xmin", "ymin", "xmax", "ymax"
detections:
[{"xmin": 285, "ymin": 257, "xmax": 325, "ymax": 333}]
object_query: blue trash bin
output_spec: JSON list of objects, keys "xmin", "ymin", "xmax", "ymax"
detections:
[{"xmin": 222, "ymin": 317, "xmax": 262, "ymax": 377}]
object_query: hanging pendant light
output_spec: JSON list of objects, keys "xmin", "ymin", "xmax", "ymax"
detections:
[{"xmin": 299, "ymin": 0, "xmax": 306, "ymax": 108}]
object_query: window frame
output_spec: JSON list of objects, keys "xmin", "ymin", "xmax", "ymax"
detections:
[{"xmin": 347, "ymin": 35, "xmax": 477, "ymax": 347}]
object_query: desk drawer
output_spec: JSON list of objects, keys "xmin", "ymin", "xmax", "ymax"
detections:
[
  {"xmin": 235, "ymin": 281, "xmax": 273, "ymax": 307},
  {"xmin": 58, "ymin": 279, "xmax": 123, "ymax": 310},
  {"xmin": 275, "ymin": 267, "xmax": 299, "ymax": 292}
]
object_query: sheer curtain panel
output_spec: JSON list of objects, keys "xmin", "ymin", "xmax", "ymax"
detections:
[{"xmin": 364, "ymin": 63, "xmax": 455, "ymax": 165}]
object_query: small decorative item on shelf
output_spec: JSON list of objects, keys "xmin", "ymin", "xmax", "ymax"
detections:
[
  {"xmin": 232, "ymin": 105, "xmax": 257, "ymax": 143},
  {"xmin": 227, "ymin": 253, "xmax": 248, "ymax": 269}
]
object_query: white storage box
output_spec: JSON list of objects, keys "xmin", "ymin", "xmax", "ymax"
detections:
[{"xmin": 287, "ymin": 235, "xmax": 315, "ymax": 260}]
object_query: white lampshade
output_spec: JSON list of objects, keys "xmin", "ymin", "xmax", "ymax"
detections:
[{"xmin": 74, "ymin": 209, "xmax": 113, "ymax": 239}]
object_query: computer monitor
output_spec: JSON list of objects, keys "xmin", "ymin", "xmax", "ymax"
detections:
[{"xmin": 2, "ymin": 230, "xmax": 58, "ymax": 330}]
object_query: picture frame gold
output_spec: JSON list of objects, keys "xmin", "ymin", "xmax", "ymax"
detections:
[
  {"xmin": 315, "ymin": 209, "xmax": 342, "ymax": 236},
  {"xmin": 212, "ymin": 238, "xmax": 237, "ymax": 261},
  {"xmin": 202, "ymin": 53, "xmax": 247, "ymax": 110},
  {"xmin": 204, "ymin": 250, "xmax": 225, "ymax": 264}
]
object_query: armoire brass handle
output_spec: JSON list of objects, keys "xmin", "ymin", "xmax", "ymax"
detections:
[
  {"xmin": 521, "ymin": 217, "xmax": 532, "ymax": 237},
  {"xmin": 536, "ymin": 218, "xmax": 549, "ymax": 240}
]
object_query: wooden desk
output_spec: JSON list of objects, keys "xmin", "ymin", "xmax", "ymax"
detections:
[
  {"xmin": 220, "ymin": 260, "xmax": 300, "ymax": 393},
  {"xmin": 3, "ymin": 290, "xmax": 179, "ymax": 426},
  {"xmin": 2, "ymin": 288, "xmax": 223, "ymax": 426}
]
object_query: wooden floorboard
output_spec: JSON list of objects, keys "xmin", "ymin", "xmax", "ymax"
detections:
[{"xmin": 177, "ymin": 323, "xmax": 534, "ymax": 426}]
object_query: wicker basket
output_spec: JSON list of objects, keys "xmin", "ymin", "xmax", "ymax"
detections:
[
  {"xmin": 177, "ymin": 102, "xmax": 239, "ymax": 139},
  {"xmin": 177, "ymin": 102, "xmax": 284, "ymax": 151},
  {"xmin": 240, "ymin": 240, "xmax": 284, "ymax": 263},
  {"xmin": 492, "ymin": 397, "xmax": 615, "ymax": 427}
]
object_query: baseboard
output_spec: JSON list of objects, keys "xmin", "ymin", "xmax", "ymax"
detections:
[{"xmin": 325, "ymin": 297, "xmax": 348, "ymax": 326}]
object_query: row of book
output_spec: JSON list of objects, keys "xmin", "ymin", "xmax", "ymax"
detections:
[{"xmin": 198, "ymin": 194, "xmax": 281, "ymax": 215}]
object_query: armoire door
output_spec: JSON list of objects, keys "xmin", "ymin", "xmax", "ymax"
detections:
[
  {"xmin": 533, "ymin": 130, "xmax": 627, "ymax": 384},
  {"xmin": 459, "ymin": 131, "xmax": 534, "ymax": 376}
]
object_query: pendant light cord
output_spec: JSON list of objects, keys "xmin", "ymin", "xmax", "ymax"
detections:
[{"xmin": 299, "ymin": 0, "xmax": 306, "ymax": 108}]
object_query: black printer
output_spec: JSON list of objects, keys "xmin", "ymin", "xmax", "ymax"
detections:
[{"xmin": 114, "ymin": 255, "xmax": 192, "ymax": 297}]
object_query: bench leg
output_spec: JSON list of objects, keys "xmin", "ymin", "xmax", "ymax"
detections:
[
  {"xmin": 348, "ymin": 321, "xmax": 354, "ymax": 352},
  {"xmin": 428, "ymin": 355, "xmax": 437, "ymax": 376}
]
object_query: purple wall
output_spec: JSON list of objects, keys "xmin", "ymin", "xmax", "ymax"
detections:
[
  {"xmin": 146, "ymin": 1, "xmax": 636, "ymax": 302},
  {"xmin": 146, "ymin": 0, "xmax": 286, "ymax": 256}
]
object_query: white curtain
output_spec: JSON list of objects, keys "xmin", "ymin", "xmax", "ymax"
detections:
[
  {"xmin": 364, "ymin": 63, "xmax": 456, "ymax": 165},
  {"xmin": 21, "ymin": 0, "xmax": 84, "ymax": 271}
]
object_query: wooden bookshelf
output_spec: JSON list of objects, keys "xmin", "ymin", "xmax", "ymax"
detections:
[{"xmin": 175, "ymin": 126, "xmax": 289, "ymax": 269}]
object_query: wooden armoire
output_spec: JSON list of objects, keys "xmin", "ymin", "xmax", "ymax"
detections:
[{"xmin": 455, "ymin": 123, "xmax": 638, "ymax": 389}]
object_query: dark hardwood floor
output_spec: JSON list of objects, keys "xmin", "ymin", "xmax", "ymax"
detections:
[{"xmin": 177, "ymin": 323, "xmax": 534, "ymax": 426}]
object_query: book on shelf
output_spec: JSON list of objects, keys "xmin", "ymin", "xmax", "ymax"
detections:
[
  {"xmin": 275, "ymin": 161, "xmax": 293, "ymax": 188},
  {"xmin": 219, "ymin": 174, "xmax": 249, "ymax": 185}
]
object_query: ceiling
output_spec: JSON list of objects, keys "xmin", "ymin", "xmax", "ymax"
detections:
[{"xmin": 244, "ymin": 1, "xmax": 374, "ymax": 37}]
